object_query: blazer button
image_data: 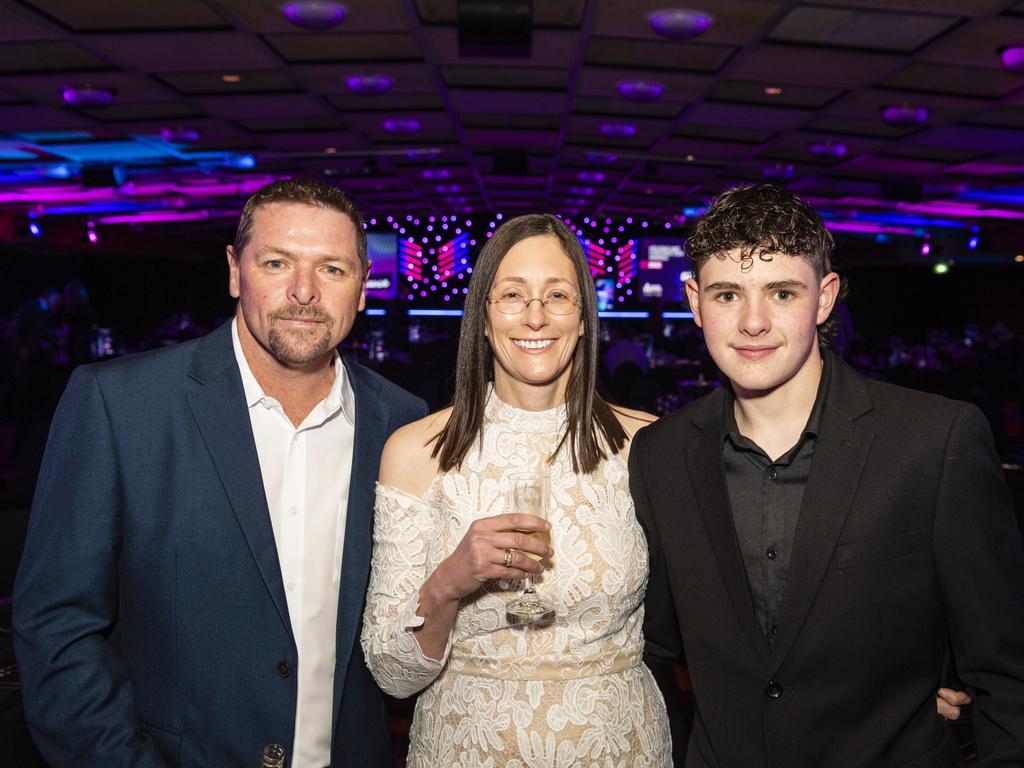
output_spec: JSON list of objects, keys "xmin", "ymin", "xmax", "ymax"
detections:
[
  {"xmin": 277, "ymin": 661, "xmax": 292, "ymax": 678},
  {"xmin": 765, "ymin": 680, "xmax": 783, "ymax": 699}
]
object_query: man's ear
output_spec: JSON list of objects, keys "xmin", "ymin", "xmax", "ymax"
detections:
[
  {"xmin": 227, "ymin": 245, "xmax": 241, "ymax": 299},
  {"xmin": 684, "ymin": 277, "xmax": 703, "ymax": 328},
  {"xmin": 816, "ymin": 272, "xmax": 840, "ymax": 325}
]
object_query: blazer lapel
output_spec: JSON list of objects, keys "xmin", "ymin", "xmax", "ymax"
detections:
[
  {"xmin": 771, "ymin": 358, "xmax": 873, "ymax": 667},
  {"xmin": 686, "ymin": 392, "xmax": 772, "ymax": 670},
  {"xmin": 332, "ymin": 360, "xmax": 388, "ymax": 725},
  {"xmin": 186, "ymin": 323, "xmax": 293, "ymax": 640}
]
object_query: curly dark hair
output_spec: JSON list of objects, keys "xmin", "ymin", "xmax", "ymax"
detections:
[{"xmin": 686, "ymin": 184, "xmax": 846, "ymax": 347}]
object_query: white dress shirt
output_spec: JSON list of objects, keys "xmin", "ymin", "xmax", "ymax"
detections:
[{"xmin": 232, "ymin": 320, "xmax": 354, "ymax": 768}]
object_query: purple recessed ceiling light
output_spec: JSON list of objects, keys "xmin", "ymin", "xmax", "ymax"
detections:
[
  {"xmin": 578, "ymin": 170, "xmax": 605, "ymax": 182},
  {"xmin": 809, "ymin": 141, "xmax": 847, "ymax": 158},
  {"xmin": 648, "ymin": 9, "xmax": 713, "ymax": 39},
  {"xmin": 762, "ymin": 163, "xmax": 795, "ymax": 179},
  {"xmin": 618, "ymin": 80, "xmax": 664, "ymax": 101},
  {"xmin": 346, "ymin": 75, "xmax": 393, "ymax": 96},
  {"xmin": 160, "ymin": 126, "xmax": 201, "ymax": 143},
  {"xmin": 570, "ymin": 186, "xmax": 594, "ymax": 196},
  {"xmin": 61, "ymin": 85, "xmax": 115, "ymax": 107},
  {"xmin": 585, "ymin": 151, "xmax": 618, "ymax": 163},
  {"xmin": 281, "ymin": 1, "xmax": 346, "ymax": 29},
  {"xmin": 383, "ymin": 117, "xmax": 420, "ymax": 134},
  {"xmin": 1000, "ymin": 44, "xmax": 1024, "ymax": 72},
  {"xmin": 882, "ymin": 104, "xmax": 928, "ymax": 126},
  {"xmin": 601, "ymin": 123, "xmax": 637, "ymax": 138},
  {"xmin": 422, "ymin": 168, "xmax": 449, "ymax": 180},
  {"xmin": 406, "ymin": 148, "xmax": 441, "ymax": 159}
]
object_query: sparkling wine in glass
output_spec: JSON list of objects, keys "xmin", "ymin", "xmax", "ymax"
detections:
[{"xmin": 505, "ymin": 471, "xmax": 556, "ymax": 626}]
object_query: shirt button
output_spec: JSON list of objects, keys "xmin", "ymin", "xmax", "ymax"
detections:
[
  {"xmin": 767, "ymin": 468, "xmax": 779, "ymax": 481},
  {"xmin": 765, "ymin": 680, "xmax": 783, "ymax": 699},
  {"xmin": 277, "ymin": 661, "xmax": 292, "ymax": 678},
  {"xmin": 286, "ymin": 582, "xmax": 296, "ymax": 592},
  {"xmin": 766, "ymin": 547, "xmax": 778, "ymax": 560},
  {"xmin": 771, "ymin": 625, "xmax": 779, "ymax": 637},
  {"xmin": 289, "ymin": 506, "xmax": 299, "ymax": 516}
]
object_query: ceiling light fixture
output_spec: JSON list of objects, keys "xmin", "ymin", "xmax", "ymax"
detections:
[
  {"xmin": 222, "ymin": 74, "xmax": 242, "ymax": 83},
  {"xmin": 281, "ymin": 1, "xmax": 347, "ymax": 29},
  {"xmin": 618, "ymin": 80, "xmax": 664, "ymax": 101},
  {"xmin": 383, "ymin": 118, "xmax": 420, "ymax": 134},
  {"xmin": 999, "ymin": 44, "xmax": 1024, "ymax": 72},
  {"xmin": 61, "ymin": 85, "xmax": 115, "ymax": 107},
  {"xmin": 346, "ymin": 75, "xmax": 393, "ymax": 96},
  {"xmin": 578, "ymin": 170, "xmax": 605, "ymax": 182},
  {"xmin": 810, "ymin": 141, "xmax": 847, "ymax": 158},
  {"xmin": 585, "ymin": 151, "xmax": 618, "ymax": 163},
  {"xmin": 882, "ymin": 104, "xmax": 928, "ymax": 126},
  {"xmin": 648, "ymin": 9, "xmax": 713, "ymax": 39},
  {"xmin": 764, "ymin": 86, "xmax": 783, "ymax": 96},
  {"xmin": 159, "ymin": 126, "xmax": 201, "ymax": 143},
  {"xmin": 762, "ymin": 163, "xmax": 795, "ymax": 179},
  {"xmin": 601, "ymin": 123, "xmax": 637, "ymax": 138}
]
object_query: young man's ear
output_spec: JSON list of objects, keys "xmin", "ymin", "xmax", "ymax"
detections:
[
  {"xmin": 816, "ymin": 272, "xmax": 841, "ymax": 325},
  {"xmin": 226, "ymin": 245, "xmax": 241, "ymax": 299},
  {"xmin": 685, "ymin": 277, "xmax": 703, "ymax": 328}
]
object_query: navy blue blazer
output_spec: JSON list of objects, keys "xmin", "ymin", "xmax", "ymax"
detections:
[{"xmin": 13, "ymin": 321, "xmax": 427, "ymax": 767}]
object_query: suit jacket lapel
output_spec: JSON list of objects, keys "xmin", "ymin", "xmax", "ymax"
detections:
[
  {"xmin": 771, "ymin": 357, "xmax": 874, "ymax": 667},
  {"xmin": 186, "ymin": 323, "xmax": 293, "ymax": 640},
  {"xmin": 687, "ymin": 391, "xmax": 772, "ymax": 670},
  {"xmin": 333, "ymin": 360, "xmax": 388, "ymax": 726}
]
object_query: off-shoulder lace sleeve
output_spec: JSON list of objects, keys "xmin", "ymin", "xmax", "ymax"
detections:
[{"xmin": 360, "ymin": 482, "xmax": 452, "ymax": 698}]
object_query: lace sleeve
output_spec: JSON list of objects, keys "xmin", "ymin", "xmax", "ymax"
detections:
[{"xmin": 360, "ymin": 482, "xmax": 452, "ymax": 698}]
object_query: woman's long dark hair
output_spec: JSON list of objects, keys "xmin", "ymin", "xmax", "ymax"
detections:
[{"xmin": 430, "ymin": 214, "xmax": 626, "ymax": 474}]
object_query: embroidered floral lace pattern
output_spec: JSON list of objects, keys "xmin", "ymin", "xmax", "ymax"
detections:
[{"xmin": 362, "ymin": 393, "xmax": 671, "ymax": 767}]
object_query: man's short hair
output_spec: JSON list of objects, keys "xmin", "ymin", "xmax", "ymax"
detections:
[
  {"xmin": 233, "ymin": 178, "xmax": 369, "ymax": 274},
  {"xmin": 686, "ymin": 183, "xmax": 845, "ymax": 347}
]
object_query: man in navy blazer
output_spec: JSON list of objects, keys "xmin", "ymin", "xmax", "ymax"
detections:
[{"xmin": 13, "ymin": 178, "xmax": 427, "ymax": 767}]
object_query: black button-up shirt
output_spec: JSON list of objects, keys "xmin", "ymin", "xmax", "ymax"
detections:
[{"xmin": 721, "ymin": 355, "xmax": 831, "ymax": 647}]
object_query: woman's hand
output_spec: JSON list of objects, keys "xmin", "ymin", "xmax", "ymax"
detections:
[
  {"xmin": 937, "ymin": 687, "xmax": 972, "ymax": 721},
  {"xmin": 429, "ymin": 513, "xmax": 552, "ymax": 603}
]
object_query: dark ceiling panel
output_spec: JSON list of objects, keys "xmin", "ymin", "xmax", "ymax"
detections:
[
  {"xmin": 586, "ymin": 38, "xmax": 735, "ymax": 73},
  {"xmin": 264, "ymin": 33, "xmax": 423, "ymax": 63},
  {"xmin": 0, "ymin": 40, "xmax": 113, "ymax": 73},
  {"xmin": 159, "ymin": 70, "xmax": 299, "ymax": 95},
  {"xmin": 442, "ymin": 67, "xmax": 569, "ymax": 89},
  {"xmin": 767, "ymin": 6, "xmax": 960, "ymax": 52},
  {"xmin": 710, "ymin": 80, "xmax": 843, "ymax": 109},
  {"xmin": 881, "ymin": 62, "xmax": 1022, "ymax": 98},
  {"xmin": 24, "ymin": 0, "xmax": 228, "ymax": 31}
]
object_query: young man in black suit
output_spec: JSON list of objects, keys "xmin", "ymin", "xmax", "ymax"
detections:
[{"xmin": 629, "ymin": 184, "xmax": 1024, "ymax": 767}]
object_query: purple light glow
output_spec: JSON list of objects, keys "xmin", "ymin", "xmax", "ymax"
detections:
[
  {"xmin": 586, "ymin": 151, "xmax": 618, "ymax": 163},
  {"xmin": 62, "ymin": 85, "xmax": 115, "ymax": 107},
  {"xmin": 648, "ymin": 9, "xmax": 712, "ymax": 39},
  {"xmin": 618, "ymin": 80, "xmax": 664, "ymax": 101},
  {"xmin": 159, "ymin": 126, "xmax": 200, "ymax": 143},
  {"xmin": 282, "ymin": 1, "xmax": 346, "ymax": 29},
  {"xmin": 384, "ymin": 118, "xmax": 420, "ymax": 134},
  {"xmin": 810, "ymin": 141, "xmax": 847, "ymax": 158},
  {"xmin": 601, "ymin": 123, "xmax": 637, "ymax": 139},
  {"xmin": 578, "ymin": 171, "xmax": 605, "ymax": 183},
  {"xmin": 882, "ymin": 104, "xmax": 928, "ymax": 126},
  {"xmin": 346, "ymin": 75, "xmax": 393, "ymax": 96},
  {"xmin": 1000, "ymin": 45, "xmax": 1024, "ymax": 72},
  {"xmin": 422, "ymin": 168, "xmax": 449, "ymax": 180}
]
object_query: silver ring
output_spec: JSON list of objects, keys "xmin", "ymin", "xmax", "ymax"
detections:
[{"xmin": 503, "ymin": 548, "xmax": 514, "ymax": 568}]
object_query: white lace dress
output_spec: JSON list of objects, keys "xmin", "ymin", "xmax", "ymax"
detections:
[{"xmin": 361, "ymin": 393, "xmax": 671, "ymax": 768}]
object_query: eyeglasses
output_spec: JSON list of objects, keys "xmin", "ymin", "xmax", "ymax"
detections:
[{"xmin": 487, "ymin": 288, "xmax": 581, "ymax": 315}]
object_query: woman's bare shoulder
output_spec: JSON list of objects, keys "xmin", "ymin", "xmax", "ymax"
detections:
[
  {"xmin": 379, "ymin": 407, "xmax": 453, "ymax": 496},
  {"xmin": 611, "ymin": 405, "xmax": 658, "ymax": 440}
]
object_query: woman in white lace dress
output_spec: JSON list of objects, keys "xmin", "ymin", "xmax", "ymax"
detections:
[{"xmin": 361, "ymin": 214, "xmax": 672, "ymax": 767}]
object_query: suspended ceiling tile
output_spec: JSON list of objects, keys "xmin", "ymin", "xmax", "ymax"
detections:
[
  {"xmin": 414, "ymin": 0, "xmax": 585, "ymax": 26},
  {"xmin": 908, "ymin": 125, "xmax": 1024, "ymax": 152},
  {"xmin": 192, "ymin": 93, "xmax": 336, "ymax": 119},
  {"xmin": 85, "ymin": 32, "xmax": 279, "ymax": 72},
  {"xmin": 81, "ymin": 101, "xmax": 204, "ymax": 122},
  {"xmin": 812, "ymin": 0, "xmax": 1005, "ymax": 16},
  {"xmin": 326, "ymin": 92, "xmax": 443, "ymax": 112},
  {"xmin": 881, "ymin": 62, "xmax": 1022, "ymax": 98},
  {"xmin": 575, "ymin": 67, "xmax": 710, "ymax": 100},
  {"xmin": 442, "ymin": 66, "xmax": 569, "ymax": 89},
  {"xmin": 965, "ymin": 106, "xmax": 1024, "ymax": 129},
  {"xmin": 805, "ymin": 115, "xmax": 919, "ymax": 138},
  {"xmin": 423, "ymin": 28, "xmax": 580, "ymax": 67},
  {"xmin": 0, "ymin": 0, "xmax": 65, "ymax": 41},
  {"xmin": 233, "ymin": 115, "xmax": 347, "ymax": 133},
  {"xmin": 462, "ymin": 128, "xmax": 558, "ymax": 149},
  {"xmin": 836, "ymin": 154, "xmax": 946, "ymax": 175},
  {"xmin": 658, "ymin": 136, "xmax": 758, "ymax": 162},
  {"xmin": 674, "ymin": 122, "xmax": 777, "ymax": 144},
  {"xmin": 0, "ymin": 40, "xmax": 113, "ymax": 73},
  {"xmin": 710, "ymin": 80, "xmax": 842, "ymax": 109},
  {"xmin": 450, "ymin": 89, "xmax": 565, "ymax": 115},
  {"xmin": 265, "ymin": 32, "xmax": 422, "ymax": 63},
  {"xmin": 572, "ymin": 96, "xmax": 684, "ymax": 119},
  {"xmin": 158, "ymin": 69, "xmax": 299, "ymax": 95},
  {"xmin": 591, "ymin": 0, "xmax": 782, "ymax": 45},
  {"xmin": 0, "ymin": 104, "xmax": 94, "ymax": 130},
  {"xmin": 586, "ymin": 38, "xmax": 735, "ymax": 73},
  {"xmin": 23, "ymin": 0, "xmax": 228, "ymax": 31},
  {"xmin": 767, "ymin": 6, "xmax": 959, "ymax": 52},
  {"xmin": 918, "ymin": 17, "xmax": 1024, "ymax": 69},
  {"xmin": 686, "ymin": 102, "xmax": 814, "ymax": 132},
  {"xmin": 730, "ymin": 45, "xmax": 903, "ymax": 88}
]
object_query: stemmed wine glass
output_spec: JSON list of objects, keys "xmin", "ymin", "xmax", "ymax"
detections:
[{"xmin": 505, "ymin": 470, "xmax": 556, "ymax": 625}]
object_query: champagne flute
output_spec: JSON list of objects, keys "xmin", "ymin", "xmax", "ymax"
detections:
[{"xmin": 505, "ymin": 470, "xmax": 556, "ymax": 625}]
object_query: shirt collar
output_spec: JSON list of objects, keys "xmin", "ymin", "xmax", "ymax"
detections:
[
  {"xmin": 231, "ymin": 318, "xmax": 353, "ymax": 425},
  {"xmin": 722, "ymin": 351, "xmax": 832, "ymax": 444}
]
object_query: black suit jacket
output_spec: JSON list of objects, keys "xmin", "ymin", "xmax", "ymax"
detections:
[
  {"xmin": 630, "ymin": 355, "xmax": 1024, "ymax": 768},
  {"xmin": 14, "ymin": 322, "xmax": 427, "ymax": 767}
]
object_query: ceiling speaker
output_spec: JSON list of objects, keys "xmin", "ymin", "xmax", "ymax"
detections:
[{"xmin": 458, "ymin": 0, "xmax": 531, "ymax": 58}]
